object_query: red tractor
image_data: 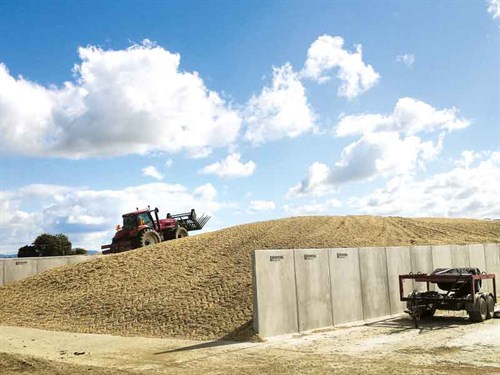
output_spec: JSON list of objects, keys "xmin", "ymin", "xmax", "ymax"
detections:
[{"xmin": 101, "ymin": 207, "xmax": 210, "ymax": 254}]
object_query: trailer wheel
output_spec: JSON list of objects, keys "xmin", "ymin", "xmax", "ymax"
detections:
[
  {"xmin": 468, "ymin": 296, "xmax": 487, "ymax": 323},
  {"xmin": 175, "ymin": 227, "xmax": 188, "ymax": 239},
  {"xmin": 138, "ymin": 229, "xmax": 161, "ymax": 247},
  {"xmin": 485, "ymin": 294, "xmax": 495, "ymax": 319},
  {"xmin": 421, "ymin": 306, "xmax": 436, "ymax": 319}
]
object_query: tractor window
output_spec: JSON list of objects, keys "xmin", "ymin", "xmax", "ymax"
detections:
[
  {"xmin": 123, "ymin": 215, "xmax": 137, "ymax": 229},
  {"xmin": 137, "ymin": 213, "xmax": 153, "ymax": 226}
]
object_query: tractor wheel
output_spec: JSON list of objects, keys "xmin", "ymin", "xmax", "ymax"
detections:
[
  {"xmin": 468, "ymin": 296, "xmax": 487, "ymax": 323},
  {"xmin": 485, "ymin": 294, "xmax": 495, "ymax": 319},
  {"xmin": 175, "ymin": 227, "xmax": 188, "ymax": 239},
  {"xmin": 138, "ymin": 229, "xmax": 161, "ymax": 248}
]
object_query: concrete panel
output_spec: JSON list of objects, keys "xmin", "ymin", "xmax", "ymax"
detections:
[
  {"xmin": 0, "ymin": 259, "xmax": 4, "ymax": 286},
  {"xmin": 37, "ymin": 257, "xmax": 68, "ymax": 273},
  {"xmin": 410, "ymin": 246, "xmax": 434, "ymax": 274},
  {"xmin": 432, "ymin": 245, "xmax": 452, "ymax": 269},
  {"xmin": 253, "ymin": 250, "xmax": 298, "ymax": 337},
  {"xmin": 358, "ymin": 247, "xmax": 391, "ymax": 320},
  {"xmin": 386, "ymin": 247, "xmax": 412, "ymax": 315},
  {"xmin": 410, "ymin": 246, "xmax": 434, "ymax": 291},
  {"xmin": 293, "ymin": 249, "xmax": 333, "ymax": 332},
  {"xmin": 468, "ymin": 244, "xmax": 486, "ymax": 271},
  {"xmin": 3, "ymin": 258, "xmax": 37, "ymax": 283},
  {"xmin": 451, "ymin": 245, "xmax": 470, "ymax": 268},
  {"xmin": 483, "ymin": 244, "xmax": 499, "ymax": 294},
  {"xmin": 328, "ymin": 248, "xmax": 364, "ymax": 325},
  {"xmin": 66, "ymin": 255, "xmax": 89, "ymax": 265}
]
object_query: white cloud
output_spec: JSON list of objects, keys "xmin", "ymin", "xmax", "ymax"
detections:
[
  {"xmin": 395, "ymin": 54, "xmax": 415, "ymax": 67},
  {"xmin": 288, "ymin": 98, "xmax": 466, "ymax": 198},
  {"xmin": 142, "ymin": 165, "xmax": 164, "ymax": 180},
  {"xmin": 487, "ymin": 0, "xmax": 500, "ymax": 19},
  {"xmin": 165, "ymin": 158, "xmax": 174, "ymax": 168},
  {"xmin": 336, "ymin": 97, "xmax": 469, "ymax": 137},
  {"xmin": 200, "ymin": 153, "xmax": 256, "ymax": 178},
  {"xmin": 248, "ymin": 200, "xmax": 276, "ymax": 213},
  {"xmin": 0, "ymin": 182, "xmax": 222, "ymax": 253},
  {"xmin": 283, "ymin": 198, "xmax": 342, "ymax": 216},
  {"xmin": 301, "ymin": 35, "xmax": 380, "ymax": 99},
  {"xmin": 244, "ymin": 63, "xmax": 317, "ymax": 145},
  {"xmin": 287, "ymin": 162, "xmax": 333, "ymax": 198},
  {"xmin": 0, "ymin": 41, "xmax": 241, "ymax": 158},
  {"xmin": 350, "ymin": 151, "xmax": 500, "ymax": 218}
]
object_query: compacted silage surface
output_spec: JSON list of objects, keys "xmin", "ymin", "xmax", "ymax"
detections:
[{"xmin": 1, "ymin": 216, "xmax": 499, "ymax": 341}]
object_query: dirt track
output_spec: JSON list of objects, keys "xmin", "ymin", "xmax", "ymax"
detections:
[
  {"xmin": 1, "ymin": 314, "xmax": 499, "ymax": 375},
  {"xmin": 0, "ymin": 216, "xmax": 499, "ymax": 341}
]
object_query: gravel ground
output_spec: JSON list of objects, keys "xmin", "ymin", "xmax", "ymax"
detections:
[
  {"xmin": 0, "ymin": 216, "xmax": 498, "ymax": 341},
  {"xmin": 1, "ymin": 314, "xmax": 499, "ymax": 374}
]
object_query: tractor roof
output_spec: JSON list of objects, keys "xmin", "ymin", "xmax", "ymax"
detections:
[{"xmin": 122, "ymin": 208, "xmax": 150, "ymax": 217}]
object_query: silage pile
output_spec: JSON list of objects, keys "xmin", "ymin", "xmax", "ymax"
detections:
[{"xmin": 0, "ymin": 216, "xmax": 499, "ymax": 341}]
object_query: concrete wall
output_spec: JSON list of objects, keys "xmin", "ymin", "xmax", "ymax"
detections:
[
  {"xmin": 253, "ymin": 243, "xmax": 499, "ymax": 338},
  {"xmin": 0, "ymin": 255, "xmax": 90, "ymax": 286},
  {"xmin": 386, "ymin": 247, "xmax": 412, "ymax": 315},
  {"xmin": 483, "ymin": 244, "xmax": 499, "ymax": 294},
  {"xmin": 359, "ymin": 248, "xmax": 391, "ymax": 320},
  {"xmin": 252, "ymin": 250, "xmax": 298, "ymax": 337},
  {"xmin": 328, "ymin": 248, "xmax": 363, "ymax": 325},
  {"xmin": 294, "ymin": 249, "xmax": 333, "ymax": 332}
]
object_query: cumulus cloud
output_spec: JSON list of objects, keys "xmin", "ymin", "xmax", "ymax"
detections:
[
  {"xmin": 248, "ymin": 200, "xmax": 276, "ymax": 213},
  {"xmin": 142, "ymin": 166, "xmax": 164, "ymax": 180},
  {"xmin": 0, "ymin": 182, "xmax": 221, "ymax": 253},
  {"xmin": 350, "ymin": 151, "xmax": 500, "ymax": 218},
  {"xmin": 0, "ymin": 41, "xmax": 241, "ymax": 158},
  {"xmin": 336, "ymin": 97, "xmax": 469, "ymax": 137},
  {"xmin": 395, "ymin": 54, "xmax": 415, "ymax": 67},
  {"xmin": 487, "ymin": 0, "xmax": 500, "ymax": 19},
  {"xmin": 288, "ymin": 98, "xmax": 467, "ymax": 198},
  {"xmin": 301, "ymin": 35, "xmax": 380, "ymax": 99},
  {"xmin": 244, "ymin": 63, "xmax": 317, "ymax": 144},
  {"xmin": 199, "ymin": 153, "xmax": 256, "ymax": 178}
]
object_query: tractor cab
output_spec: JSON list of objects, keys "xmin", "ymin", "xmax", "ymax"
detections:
[{"xmin": 122, "ymin": 210, "xmax": 155, "ymax": 230}]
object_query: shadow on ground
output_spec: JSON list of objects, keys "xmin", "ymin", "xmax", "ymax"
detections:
[
  {"xmin": 366, "ymin": 315, "xmax": 475, "ymax": 335},
  {"xmin": 154, "ymin": 320, "xmax": 260, "ymax": 355}
]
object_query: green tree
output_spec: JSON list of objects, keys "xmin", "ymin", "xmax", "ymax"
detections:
[
  {"xmin": 33, "ymin": 233, "xmax": 72, "ymax": 256},
  {"xmin": 17, "ymin": 245, "xmax": 39, "ymax": 258}
]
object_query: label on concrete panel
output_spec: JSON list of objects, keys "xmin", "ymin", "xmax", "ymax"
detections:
[
  {"xmin": 253, "ymin": 250, "xmax": 298, "ymax": 337},
  {"xmin": 451, "ymin": 245, "xmax": 470, "ymax": 268},
  {"xmin": 328, "ymin": 248, "xmax": 363, "ymax": 325},
  {"xmin": 294, "ymin": 249, "xmax": 333, "ymax": 332},
  {"xmin": 359, "ymin": 248, "xmax": 391, "ymax": 320},
  {"xmin": 386, "ymin": 247, "xmax": 412, "ymax": 315}
]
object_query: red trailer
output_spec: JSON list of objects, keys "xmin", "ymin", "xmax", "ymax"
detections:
[{"xmin": 399, "ymin": 268, "xmax": 496, "ymax": 327}]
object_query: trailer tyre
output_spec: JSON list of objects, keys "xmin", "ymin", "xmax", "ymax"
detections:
[
  {"xmin": 421, "ymin": 306, "xmax": 436, "ymax": 319},
  {"xmin": 468, "ymin": 296, "xmax": 487, "ymax": 323},
  {"xmin": 175, "ymin": 227, "xmax": 188, "ymax": 239},
  {"xmin": 485, "ymin": 294, "xmax": 495, "ymax": 319},
  {"xmin": 138, "ymin": 229, "xmax": 161, "ymax": 248}
]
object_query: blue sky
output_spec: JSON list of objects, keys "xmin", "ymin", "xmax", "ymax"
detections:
[{"xmin": 0, "ymin": 0, "xmax": 499, "ymax": 253}]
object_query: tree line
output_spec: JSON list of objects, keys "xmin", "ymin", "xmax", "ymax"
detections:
[{"xmin": 18, "ymin": 233, "xmax": 87, "ymax": 257}]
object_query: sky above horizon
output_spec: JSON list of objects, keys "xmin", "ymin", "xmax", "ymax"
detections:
[{"xmin": 1, "ymin": 0, "xmax": 499, "ymax": 253}]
